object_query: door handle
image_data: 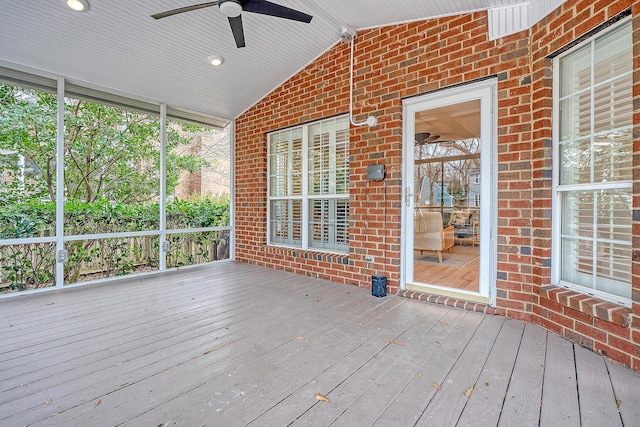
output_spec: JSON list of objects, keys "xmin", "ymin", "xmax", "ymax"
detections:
[{"xmin": 405, "ymin": 187, "xmax": 413, "ymax": 207}]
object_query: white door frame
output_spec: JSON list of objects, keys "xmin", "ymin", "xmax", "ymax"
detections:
[{"xmin": 401, "ymin": 79, "xmax": 497, "ymax": 305}]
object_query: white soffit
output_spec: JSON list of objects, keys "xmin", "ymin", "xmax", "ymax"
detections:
[{"xmin": 488, "ymin": 0, "xmax": 568, "ymax": 40}]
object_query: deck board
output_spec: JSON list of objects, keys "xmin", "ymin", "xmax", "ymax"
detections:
[
  {"xmin": 17, "ymin": 276, "xmax": 361, "ymax": 425},
  {"xmin": 251, "ymin": 305, "xmax": 459, "ymax": 427},
  {"xmin": 212, "ymin": 301, "xmax": 443, "ymax": 426},
  {"xmin": 456, "ymin": 318, "xmax": 525, "ymax": 427},
  {"xmin": 496, "ymin": 322, "xmax": 547, "ymax": 426},
  {"xmin": 575, "ymin": 345, "xmax": 623, "ymax": 426},
  {"xmin": 414, "ymin": 314, "xmax": 505, "ymax": 426},
  {"xmin": 288, "ymin": 305, "xmax": 463, "ymax": 426},
  {"xmin": 129, "ymin": 290, "xmax": 416, "ymax": 426},
  {"xmin": 328, "ymin": 307, "xmax": 474, "ymax": 426},
  {"xmin": 1, "ymin": 275, "xmax": 325, "ymax": 414},
  {"xmin": 539, "ymin": 332, "xmax": 580, "ymax": 426},
  {"xmin": 0, "ymin": 261, "xmax": 637, "ymax": 426},
  {"xmin": 606, "ymin": 358, "xmax": 640, "ymax": 426}
]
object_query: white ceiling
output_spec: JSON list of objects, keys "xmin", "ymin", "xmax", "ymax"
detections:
[
  {"xmin": 416, "ymin": 100, "xmax": 481, "ymax": 142},
  {"xmin": 0, "ymin": 0, "xmax": 532, "ymax": 124}
]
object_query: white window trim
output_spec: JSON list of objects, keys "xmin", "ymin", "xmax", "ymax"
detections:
[
  {"xmin": 267, "ymin": 116, "xmax": 350, "ymax": 254},
  {"xmin": 551, "ymin": 17, "xmax": 632, "ymax": 307}
]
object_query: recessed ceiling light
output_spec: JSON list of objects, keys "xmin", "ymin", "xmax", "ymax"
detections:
[
  {"xmin": 66, "ymin": 0, "xmax": 89, "ymax": 12},
  {"xmin": 207, "ymin": 55, "xmax": 224, "ymax": 66}
]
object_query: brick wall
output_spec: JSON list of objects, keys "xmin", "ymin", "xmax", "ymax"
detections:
[
  {"xmin": 173, "ymin": 131, "xmax": 231, "ymax": 199},
  {"xmin": 174, "ymin": 135, "xmax": 202, "ymax": 199},
  {"xmin": 235, "ymin": 0, "xmax": 639, "ymax": 369},
  {"xmin": 529, "ymin": 0, "xmax": 639, "ymax": 370}
]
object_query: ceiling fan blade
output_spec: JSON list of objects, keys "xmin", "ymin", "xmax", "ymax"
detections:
[
  {"xmin": 228, "ymin": 15, "xmax": 246, "ymax": 48},
  {"xmin": 415, "ymin": 132, "xmax": 431, "ymax": 144},
  {"xmin": 151, "ymin": 2, "xmax": 219, "ymax": 20},
  {"xmin": 242, "ymin": 0, "xmax": 312, "ymax": 23}
]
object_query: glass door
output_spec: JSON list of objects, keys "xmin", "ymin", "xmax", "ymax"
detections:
[{"xmin": 402, "ymin": 81, "xmax": 496, "ymax": 304}]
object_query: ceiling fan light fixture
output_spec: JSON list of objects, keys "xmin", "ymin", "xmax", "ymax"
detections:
[
  {"xmin": 219, "ymin": 0, "xmax": 242, "ymax": 18},
  {"xmin": 66, "ymin": 0, "xmax": 89, "ymax": 12},
  {"xmin": 207, "ymin": 55, "xmax": 224, "ymax": 66}
]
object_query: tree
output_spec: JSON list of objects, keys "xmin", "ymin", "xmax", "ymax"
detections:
[
  {"xmin": 1, "ymin": 83, "xmax": 231, "ymax": 290},
  {"xmin": 0, "ymin": 83, "xmax": 57, "ymax": 203},
  {"xmin": 0, "ymin": 83, "xmax": 221, "ymax": 206}
]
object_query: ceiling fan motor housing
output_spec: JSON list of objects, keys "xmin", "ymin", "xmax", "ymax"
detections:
[{"xmin": 219, "ymin": 0, "xmax": 242, "ymax": 17}]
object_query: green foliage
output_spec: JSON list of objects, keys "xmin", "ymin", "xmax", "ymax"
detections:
[
  {"xmin": 0, "ymin": 201, "xmax": 57, "ymax": 290},
  {"xmin": 166, "ymin": 230, "xmax": 229, "ymax": 269},
  {"xmin": 0, "ymin": 197, "xmax": 230, "ymax": 292},
  {"xmin": 0, "ymin": 242, "xmax": 56, "ymax": 291},
  {"xmin": 0, "ymin": 84, "xmax": 57, "ymax": 203},
  {"xmin": 0, "ymin": 82, "xmax": 217, "ymax": 206},
  {"xmin": 0, "ymin": 81, "xmax": 231, "ymax": 293},
  {"xmin": 167, "ymin": 193, "xmax": 230, "ymax": 229},
  {"xmin": 0, "ymin": 200, "xmax": 56, "ymax": 239}
]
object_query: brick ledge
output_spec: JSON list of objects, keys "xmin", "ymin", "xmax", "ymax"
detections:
[
  {"xmin": 398, "ymin": 290, "xmax": 496, "ymax": 315},
  {"xmin": 263, "ymin": 245, "xmax": 350, "ymax": 265},
  {"xmin": 539, "ymin": 285, "xmax": 631, "ymax": 327}
]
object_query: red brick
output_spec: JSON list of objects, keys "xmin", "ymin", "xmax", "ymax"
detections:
[
  {"xmin": 575, "ymin": 321, "xmax": 607, "ymax": 343},
  {"xmin": 564, "ymin": 329, "xmax": 595, "ymax": 350},
  {"xmin": 564, "ymin": 306, "xmax": 593, "ymax": 325},
  {"xmin": 234, "ymin": 1, "xmax": 640, "ymax": 371},
  {"xmin": 538, "ymin": 317, "xmax": 564, "ymax": 335},
  {"xmin": 595, "ymin": 342, "xmax": 632, "ymax": 366},
  {"xmin": 608, "ymin": 335, "xmax": 638, "ymax": 356},
  {"xmin": 594, "ymin": 318, "xmax": 631, "ymax": 339}
]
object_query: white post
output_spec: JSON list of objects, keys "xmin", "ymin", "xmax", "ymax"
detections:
[
  {"xmin": 55, "ymin": 78, "xmax": 65, "ymax": 287},
  {"xmin": 159, "ymin": 103, "xmax": 167, "ymax": 270},
  {"xmin": 229, "ymin": 121, "xmax": 235, "ymax": 260}
]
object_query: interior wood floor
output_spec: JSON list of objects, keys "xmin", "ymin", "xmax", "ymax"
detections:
[
  {"xmin": 414, "ymin": 246, "xmax": 480, "ymax": 292},
  {"xmin": 1, "ymin": 261, "xmax": 639, "ymax": 427}
]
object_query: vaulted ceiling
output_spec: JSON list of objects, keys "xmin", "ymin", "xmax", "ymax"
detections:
[{"xmin": 0, "ymin": 1, "xmax": 561, "ymax": 125}]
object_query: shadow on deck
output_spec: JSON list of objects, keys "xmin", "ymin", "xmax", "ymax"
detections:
[{"xmin": 0, "ymin": 261, "xmax": 638, "ymax": 426}]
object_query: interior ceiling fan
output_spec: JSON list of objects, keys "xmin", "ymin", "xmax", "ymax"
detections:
[
  {"xmin": 152, "ymin": 0, "xmax": 313, "ymax": 48},
  {"xmin": 415, "ymin": 132, "xmax": 441, "ymax": 145}
]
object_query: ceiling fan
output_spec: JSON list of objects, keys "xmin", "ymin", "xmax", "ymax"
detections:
[
  {"xmin": 152, "ymin": 0, "xmax": 313, "ymax": 48},
  {"xmin": 415, "ymin": 132, "xmax": 441, "ymax": 145}
]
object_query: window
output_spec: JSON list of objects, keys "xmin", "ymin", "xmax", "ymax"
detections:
[
  {"xmin": 553, "ymin": 19, "xmax": 632, "ymax": 304},
  {"xmin": 268, "ymin": 116, "xmax": 350, "ymax": 252}
]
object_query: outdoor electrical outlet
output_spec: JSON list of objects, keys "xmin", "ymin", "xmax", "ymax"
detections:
[{"xmin": 365, "ymin": 255, "xmax": 374, "ymax": 263}]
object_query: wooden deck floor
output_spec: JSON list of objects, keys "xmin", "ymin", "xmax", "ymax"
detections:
[{"xmin": 1, "ymin": 261, "xmax": 639, "ymax": 427}]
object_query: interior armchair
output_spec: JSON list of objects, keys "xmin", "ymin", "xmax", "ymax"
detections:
[{"xmin": 414, "ymin": 210, "xmax": 455, "ymax": 264}]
